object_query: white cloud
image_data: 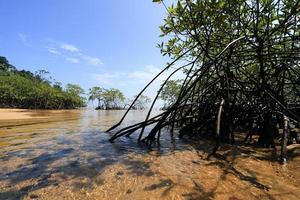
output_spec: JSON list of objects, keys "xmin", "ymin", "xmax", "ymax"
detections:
[
  {"xmin": 18, "ymin": 33, "xmax": 27, "ymax": 42},
  {"xmin": 92, "ymin": 65, "xmax": 162, "ymax": 86},
  {"xmin": 90, "ymin": 65, "xmax": 185, "ymax": 98},
  {"xmin": 91, "ymin": 72, "xmax": 125, "ymax": 85},
  {"xmin": 60, "ymin": 43, "xmax": 80, "ymax": 52},
  {"xmin": 45, "ymin": 39, "xmax": 103, "ymax": 66},
  {"xmin": 47, "ymin": 47, "xmax": 61, "ymax": 55},
  {"xmin": 66, "ymin": 57, "xmax": 80, "ymax": 63},
  {"xmin": 128, "ymin": 65, "xmax": 162, "ymax": 82},
  {"xmin": 84, "ymin": 56, "xmax": 103, "ymax": 66},
  {"xmin": 18, "ymin": 33, "xmax": 29, "ymax": 45}
]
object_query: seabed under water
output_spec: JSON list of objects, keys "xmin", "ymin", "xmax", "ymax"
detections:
[{"xmin": 0, "ymin": 109, "xmax": 299, "ymax": 200}]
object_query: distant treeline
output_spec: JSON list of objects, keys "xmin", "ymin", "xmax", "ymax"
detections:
[
  {"xmin": 88, "ymin": 86, "xmax": 152, "ymax": 110},
  {"xmin": 87, "ymin": 79, "xmax": 182, "ymax": 110},
  {"xmin": 0, "ymin": 56, "xmax": 86, "ymax": 109},
  {"xmin": 0, "ymin": 56, "xmax": 179, "ymax": 110}
]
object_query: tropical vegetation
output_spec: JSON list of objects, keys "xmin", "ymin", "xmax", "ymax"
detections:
[
  {"xmin": 0, "ymin": 56, "xmax": 86, "ymax": 109},
  {"xmin": 88, "ymin": 86, "xmax": 151, "ymax": 110},
  {"xmin": 159, "ymin": 80, "xmax": 181, "ymax": 109}
]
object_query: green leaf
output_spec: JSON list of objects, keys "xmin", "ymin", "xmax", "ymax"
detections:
[{"xmin": 152, "ymin": 0, "xmax": 161, "ymax": 3}]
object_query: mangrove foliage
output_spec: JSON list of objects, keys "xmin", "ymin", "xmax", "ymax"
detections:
[{"xmin": 0, "ymin": 56, "xmax": 86, "ymax": 109}]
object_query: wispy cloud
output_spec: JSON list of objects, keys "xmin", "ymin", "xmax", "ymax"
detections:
[
  {"xmin": 60, "ymin": 43, "xmax": 80, "ymax": 52},
  {"xmin": 83, "ymin": 56, "xmax": 103, "ymax": 66},
  {"xmin": 92, "ymin": 65, "xmax": 162, "ymax": 85},
  {"xmin": 66, "ymin": 57, "xmax": 80, "ymax": 63},
  {"xmin": 128, "ymin": 65, "xmax": 162, "ymax": 81},
  {"xmin": 92, "ymin": 72, "xmax": 125, "ymax": 85},
  {"xmin": 90, "ymin": 65, "xmax": 184, "ymax": 97},
  {"xmin": 18, "ymin": 33, "xmax": 29, "ymax": 45},
  {"xmin": 45, "ymin": 39, "xmax": 102, "ymax": 66},
  {"xmin": 47, "ymin": 47, "xmax": 62, "ymax": 55}
]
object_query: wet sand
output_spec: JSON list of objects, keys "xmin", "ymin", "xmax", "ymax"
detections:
[
  {"xmin": 0, "ymin": 109, "xmax": 43, "ymax": 120},
  {"xmin": 0, "ymin": 109, "xmax": 81, "ymax": 128},
  {"xmin": 0, "ymin": 109, "xmax": 83, "ymax": 120},
  {"xmin": 0, "ymin": 109, "xmax": 299, "ymax": 200}
]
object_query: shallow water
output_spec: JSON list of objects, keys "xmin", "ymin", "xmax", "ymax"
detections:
[{"xmin": 0, "ymin": 109, "xmax": 300, "ymax": 200}]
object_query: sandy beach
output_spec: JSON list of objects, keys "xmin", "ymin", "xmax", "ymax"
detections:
[
  {"xmin": 0, "ymin": 109, "xmax": 81, "ymax": 128},
  {"xmin": 0, "ymin": 109, "xmax": 48, "ymax": 120}
]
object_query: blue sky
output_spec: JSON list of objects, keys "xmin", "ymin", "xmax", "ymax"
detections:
[{"xmin": 0, "ymin": 0, "xmax": 178, "ymax": 98}]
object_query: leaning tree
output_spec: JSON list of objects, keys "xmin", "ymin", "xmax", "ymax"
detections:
[{"xmin": 107, "ymin": 0, "xmax": 300, "ymax": 162}]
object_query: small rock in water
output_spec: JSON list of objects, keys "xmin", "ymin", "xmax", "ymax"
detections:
[
  {"xmin": 30, "ymin": 194, "xmax": 39, "ymax": 199},
  {"xmin": 116, "ymin": 171, "xmax": 124, "ymax": 176},
  {"xmin": 53, "ymin": 182, "xmax": 59, "ymax": 186},
  {"xmin": 192, "ymin": 160, "xmax": 199, "ymax": 164},
  {"xmin": 126, "ymin": 189, "xmax": 132, "ymax": 194},
  {"xmin": 229, "ymin": 196, "xmax": 240, "ymax": 200}
]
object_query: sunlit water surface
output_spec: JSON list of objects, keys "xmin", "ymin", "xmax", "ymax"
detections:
[{"xmin": 0, "ymin": 109, "xmax": 299, "ymax": 200}]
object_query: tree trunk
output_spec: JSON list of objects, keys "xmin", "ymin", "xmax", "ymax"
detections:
[{"xmin": 280, "ymin": 116, "xmax": 289, "ymax": 164}]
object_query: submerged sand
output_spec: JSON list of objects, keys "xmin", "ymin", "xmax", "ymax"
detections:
[
  {"xmin": 0, "ymin": 109, "xmax": 299, "ymax": 200},
  {"xmin": 0, "ymin": 109, "xmax": 46, "ymax": 120},
  {"xmin": 0, "ymin": 109, "xmax": 81, "ymax": 128}
]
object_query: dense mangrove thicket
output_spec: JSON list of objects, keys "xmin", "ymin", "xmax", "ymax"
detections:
[
  {"xmin": 88, "ymin": 86, "xmax": 125, "ymax": 110},
  {"xmin": 108, "ymin": 0, "xmax": 300, "ymax": 161},
  {"xmin": 88, "ymin": 86, "xmax": 151, "ymax": 110},
  {"xmin": 0, "ymin": 56, "xmax": 86, "ymax": 109},
  {"xmin": 131, "ymin": 94, "xmax": 152, "ymax": 110}
]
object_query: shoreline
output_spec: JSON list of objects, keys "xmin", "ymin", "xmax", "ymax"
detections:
[
  {"xmin": 0, "ymin": 108, "xmax": 81, "ymax": 120},
  {"xmin": 0, "ymin": 108, "xmax": 82, "ymax": 128}
]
